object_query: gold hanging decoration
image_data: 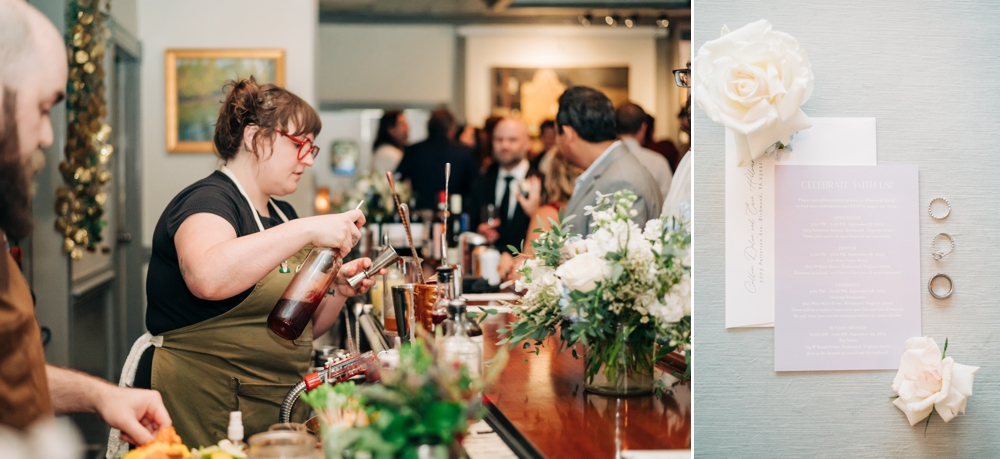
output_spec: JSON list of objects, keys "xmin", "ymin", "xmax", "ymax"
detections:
[{"xmin": 56, "ymin": 0, "xmax": 113, "ymax": 259}]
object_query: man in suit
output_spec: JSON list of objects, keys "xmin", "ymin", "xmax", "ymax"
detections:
[
  {"xmin": 396, "ymin": 107, "xmax": 478, "ymax": 211},
  {"xmin": 616, "ymin": 102, "xmax": 673, "ymax": 199},
  {"xmin": 559, "ymin": 87, "xmax": 662, "ymax": 237},
  {"xmin": 467, "ymin": 118, "xmax": 539, "ymax": 254}
]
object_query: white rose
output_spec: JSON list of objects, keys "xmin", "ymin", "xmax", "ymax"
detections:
[
  {"xmin": 693, "ymin": 19, "xmax": 814, "ymax": 167},
  {"xmin": 891, "ymin": 337, "xmax": 979, "ymax": 426},
  {"xmin": 561, "ymin": 239, "xmax": 589, "ymax": 258},
  {"xmin": 555, "ymin": 252, "xmax": 610, "ymax": 293}
]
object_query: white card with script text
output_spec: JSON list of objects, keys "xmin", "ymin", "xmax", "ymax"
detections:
[{"xmin": 725, "ymin": 118, "xmax": 877, "ymax": 328}]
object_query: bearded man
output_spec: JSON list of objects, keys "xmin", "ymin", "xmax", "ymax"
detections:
[{"xmin": 0, "ymin": 0, "xmax": 171, "ymax": 444}]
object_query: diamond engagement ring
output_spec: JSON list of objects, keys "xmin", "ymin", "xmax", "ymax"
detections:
[{"xmin": 931, "ymin": 232, "xmax": 954, "ymax": 260}]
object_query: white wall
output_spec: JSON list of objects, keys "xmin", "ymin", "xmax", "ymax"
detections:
[
  {"xmin": 138, "ymin": 0, "xmax": 318, "ymax": 244},
  {"xmin": 460, "ymin": 26, "xmax": 664, "ymax": 128},
  {"xmin": 109, "ymin": 0, "xmax": 137, "ymax": 38},
  {"xmin": 317, "ymin": 24, "xmax": 455, "ymax": 106}
]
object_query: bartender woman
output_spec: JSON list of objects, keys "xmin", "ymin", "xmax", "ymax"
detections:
[{"xmin": 135, "ymin": 78, "xmax": 380, "ymax": 445}]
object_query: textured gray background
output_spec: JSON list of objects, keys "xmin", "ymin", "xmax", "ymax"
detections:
[{"xmin": 692, "ymin": 1, "xmax": 1000, "ymax": 457}]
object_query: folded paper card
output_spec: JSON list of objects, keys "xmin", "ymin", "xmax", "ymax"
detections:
[{"xmin": 725, "ymin": 118, "xmax": 877, "ymax": 328}]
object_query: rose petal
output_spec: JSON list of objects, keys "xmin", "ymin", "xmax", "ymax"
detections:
[
  {"xmin": 949, "ymin": 362, "xmax": 979, "ymax": 396},
  {"xmin": 893, "ymin": 397, "xmax": 933, "ymax": 427}
]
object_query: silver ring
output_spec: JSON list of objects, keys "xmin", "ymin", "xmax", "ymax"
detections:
[
  {"xmin": 928, "ymin": 197, "xmax": 951, "ymax": 220},
  {"xmin": 928, "ymin": 273, "xmax": 953, "ymax": 299},
  {"xmin": 931, "ymin": 232, "xmax": 954, "ymax": 260}
]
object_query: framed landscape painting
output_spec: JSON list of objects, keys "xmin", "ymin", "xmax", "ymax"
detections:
[
  {"xmin": 165, "ymin": 49, "xmax": 285, "ymax": 153},
  {"xmin": 490, "ymin": 66, "xmax": 629, "ymax": 134}
]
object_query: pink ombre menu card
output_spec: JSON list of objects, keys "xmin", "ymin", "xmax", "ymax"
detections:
[{"xmin": 774, "ymin": 165, "xmax": 920, "ymax": 372}]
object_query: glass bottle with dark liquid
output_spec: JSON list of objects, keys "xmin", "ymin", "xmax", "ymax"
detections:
[
  {"xmin": 431, "ymin": 266, "xmax": 455, "ymax": 330},
  {"xmin": 268, "ymin": 247, "xmax": 342, "ymax": 340}
]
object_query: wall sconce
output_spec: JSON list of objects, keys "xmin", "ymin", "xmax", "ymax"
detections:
[{"xmin": 315, "ymin": 186, "xmax": 331, "ymax": 214}]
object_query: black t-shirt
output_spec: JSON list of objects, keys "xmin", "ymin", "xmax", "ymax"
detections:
[{"xmin": 145, "ymin": 171, "xmax": 299, "ymax": 335}]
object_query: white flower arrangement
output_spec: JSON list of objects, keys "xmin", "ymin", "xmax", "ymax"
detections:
[
  {"xmin": 499, "ymin": 190, "xmax": 692, "ymax": 385},
  {"xmin": 331, "ymin": 172, "xmax": 411, "ymax": 218},
  {"xmin": 693, "ymin": 19, "xmax": 815, "ymax": 167}
]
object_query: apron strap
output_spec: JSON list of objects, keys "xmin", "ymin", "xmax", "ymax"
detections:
[{"xmin": 220, "ymin": 165, "xmax": 289, "ymax": 233}]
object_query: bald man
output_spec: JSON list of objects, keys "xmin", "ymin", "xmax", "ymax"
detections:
[
  {"xmin": 466, "ymin": 118, "xmax": 541, "ymax": 254},
  {"xmin": 0, "ymin": 0, "xmax": 171, "ymax": 443}
]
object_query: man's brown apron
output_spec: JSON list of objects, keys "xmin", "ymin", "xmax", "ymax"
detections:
[{"xmin": 0, "ymin": 232, "xmax": 53, "ymax": 430}]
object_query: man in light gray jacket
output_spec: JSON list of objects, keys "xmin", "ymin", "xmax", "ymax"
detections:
[
  {"xmin": 615, "ymin": 102, "xmax": 672, "ymax": 199},
  {"xmin": 558, "ymin": 87, "xmax": 663, "ymax": 237}
]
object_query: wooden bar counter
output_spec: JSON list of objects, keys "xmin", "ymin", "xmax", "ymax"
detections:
[{"xmin": 479, "ymin": 312, "xmax": 691, "ymax": 458}]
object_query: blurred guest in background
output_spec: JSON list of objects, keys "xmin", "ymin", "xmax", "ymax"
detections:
[
  {"xmin": 371, "ymin": 109, "xmax": 408, "ymax": 176},
  {"xmin": 473, "ymin": 115, "xmax": 503, "ymax": 173},
  {"xmin": 539, "ymin": 119, "xmax": 557, "ymax": 154},
  {"xmin": 532, "ymin": 119, "xmax": 557, "ymax": 172},
  {"xmin": 615, "ymin": 102, "xmax": 672, "ymax": 199},
  {"xmin": 676, "ymin": 105, "xmax": 691, "ymax": 155},
  {"xmin": 467, "ymin": 118, "xmax": 540, "ymax": 254},
  {"xmin": 663, "ymin": 62, "xmax": 692, "ymax": 219},
  {"xmin": 559, "ymin": 87, "xmax": 662, "ymax": 236},
  {"xmin": 499, "ymin": 148, "xmax": 581, "ymax": 281},
  {"xmin": 643, "ymin": 113, "xmax": 682, "ymax": 172},
  {"xmin": 396, "ymin": 107, "xmax": 478, "ymax": 211},
  {"xmin": 457, "ymin": 124, "xmax": 478, "ymax": 149}
]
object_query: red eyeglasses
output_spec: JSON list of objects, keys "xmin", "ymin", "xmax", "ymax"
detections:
[{"xmin": 277, "ymin": 129, "xmax": 320, "ymax": 160}]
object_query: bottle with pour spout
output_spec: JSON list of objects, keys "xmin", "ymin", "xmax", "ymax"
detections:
[{"xmin": 268, "ymin": 247, "xmax": 342, "ymax": 340}]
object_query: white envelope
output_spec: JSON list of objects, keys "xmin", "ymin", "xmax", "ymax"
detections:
[{"xmin": 725, "ymin": 118, "xmax": 877, "ymax": 328}]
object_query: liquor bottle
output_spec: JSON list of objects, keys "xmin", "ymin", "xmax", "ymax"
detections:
[
  {"xmin": 431, "ymin": 265, "xmax": 455, "ymax": 330},
  {"xmin": 439, "ymin": 298, "xmax": 483, "ymax": 377},
  {"xmin": 268, "ymin": 248, "xmax": 341, "ymax": 340},
  {"xmin": 431, "ymin": 191, "xmax": 448, "ymax": 260},
  {"xmin": 442, "ymin": 298, "xmax": 484, "ymax": 350}
]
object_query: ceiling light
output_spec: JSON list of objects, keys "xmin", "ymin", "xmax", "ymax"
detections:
[
  {"xmin": 624, "ymin": 16, "xmax": 636, "ymax": 28},
  {"xmin": 578, "ymin": 14, "xmax": 592, "ymax": 26},
  {"xmin": 656, "ymin": 15, "xmax": 669, "ymax": 28},
  {"xmin": 605, "ymin": 15, "xmax": 617, "ymax": 27}
]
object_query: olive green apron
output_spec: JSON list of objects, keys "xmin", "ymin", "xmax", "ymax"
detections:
[
  {"xmin": 151, "ymin": 246, "xmax": 315, "ymax": 448},
  {"xmin": 152, "ymin": 166, "xmax": 315, "ymax": 448}
]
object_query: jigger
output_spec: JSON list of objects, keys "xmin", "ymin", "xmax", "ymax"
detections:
[{"xmin": 348, "ymin": 244, "xmax": 399, "ymax": 289}]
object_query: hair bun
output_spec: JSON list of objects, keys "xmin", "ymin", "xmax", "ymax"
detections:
[{"xmin": 215, "ymin": 77, "xmax": 261, "ymax": 157}]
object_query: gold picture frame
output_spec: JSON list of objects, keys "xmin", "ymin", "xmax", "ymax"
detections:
[{"xmin": 165, "ymin": 48, "xmax": 286, "ymax": 153}]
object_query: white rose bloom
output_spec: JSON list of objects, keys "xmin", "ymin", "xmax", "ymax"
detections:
[
  {"xmin": 561, "ymin": 239, "xmax": 589, "ymax": 258},
  {"xmin": 693, "ymin": 19, "xmax": 814, "ymax": 167},
  {"xmin": 555, "ymin": 252, "xmax": 610, "ymax": 293},
  {"xmin": 891, "ymin": 337, "xmax": 979, "ymax": 426}
]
